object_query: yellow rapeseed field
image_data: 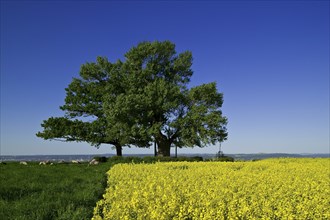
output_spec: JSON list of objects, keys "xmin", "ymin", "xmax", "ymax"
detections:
[{"xmin": 93, "ymin": 158, "xmax": 330, "ymax": 220}]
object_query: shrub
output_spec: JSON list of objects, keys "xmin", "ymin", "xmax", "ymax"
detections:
[
  {"xmin": 217, "ymin": 156, "xmax": 234, "ymax": 162},
  {"xmin": 206, "ymin": 156, "xmax": 234, "ymax": 162},
  {"xmin": 93, "ymin": 156, "xmax": 108, "ymax": 163},
  {"xmin": 107, "ymin": 156, "xmax": 204, "ymax": 164}
]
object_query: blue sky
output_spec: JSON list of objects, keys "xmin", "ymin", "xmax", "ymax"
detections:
[{"xmin": 1, "ymin": 1, "xmax": 329, "ymax": 155}]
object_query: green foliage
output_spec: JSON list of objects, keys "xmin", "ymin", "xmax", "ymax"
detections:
[
  {"xmin": 0, "ymin": 162, "xmax": 113, "ymax": 220},
  {"xmin": 37, "ymin": 40, "xmax": 228, "ymax": 156},
  {"xmin": 104, "ymin": 41, "xmax": 228, "ymax": 156},
  {"xmin": 218, "ymin": 156, "xmax": 234, "ymax": 162},
  {"xmin": 106, "ymin": 156, "xmax": 204, "ymax": 164},
  {"xmin": 36, "ymin": 57, "xmax": 130, "ymax": 155},
  {"xmin": 206, "ymin": 156, "xmax": 235, "ymax": 162},
  {"xmin": 92, "ymin": 156, "xmax": 108, "ymax": 163},
  {"xmin": 176, "ymin": 82, "xmax": 228, "ymax": 148}
]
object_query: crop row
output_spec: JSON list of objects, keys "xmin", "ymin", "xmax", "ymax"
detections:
[{"xmin": 93, "ymin": 158, "xmax": 330, "ymax": 220}]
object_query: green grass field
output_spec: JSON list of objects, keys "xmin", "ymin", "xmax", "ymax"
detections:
[{"xmin": 0, "ymin": 161, "xmax": 112, "ymax": 220}]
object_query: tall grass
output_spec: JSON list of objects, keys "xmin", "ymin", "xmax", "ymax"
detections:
[{"xmin": 0, "ymin": 162, "xmax": 111, "ymax": 220}]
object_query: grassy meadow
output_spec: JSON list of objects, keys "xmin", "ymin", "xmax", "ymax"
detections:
[{"xmin": 0, "ymin": 161, "xmax": 111, "ymax": 220}]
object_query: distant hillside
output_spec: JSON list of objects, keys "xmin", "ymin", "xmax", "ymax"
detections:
[
  {"xmin": 0, "ymin": 153, "xmax": 328, "ymax": 162},
  {"xmin": 175, "ymin": 153, "xmax": 329, "ymax": 160},
  {"xmin": 227, "ymin": 153, "xmax": 329, "ymax": 160}
]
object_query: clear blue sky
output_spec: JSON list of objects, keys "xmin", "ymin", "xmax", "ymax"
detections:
[{"xmin": 1, "ymin": 1, "xmax": 329, "ymax": 155}]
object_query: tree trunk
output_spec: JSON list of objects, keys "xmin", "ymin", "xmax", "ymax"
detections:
[
  {"xmin": 157, "ymin": 139, "xmax": 171, "ymax": 157},
  {"xmin": 154, "ymin": 142, "xmax": 158, "ymax": 157},
  {"xmin": 115, "ymin": 143, "xmax": 122, "ymax": 156}
]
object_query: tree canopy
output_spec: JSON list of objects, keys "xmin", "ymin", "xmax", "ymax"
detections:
[
  {"xmin": 36, "ymin": 57, "xmax": 146, "ymax": 156},
  {"xmin": 37, "ymin": 41, "xmax": 227, "ymax": 156}
]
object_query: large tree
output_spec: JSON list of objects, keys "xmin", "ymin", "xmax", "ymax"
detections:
[
  {"xmin": 37, "ymin": 41, "xmax": 227, "ymax": 156},
  {"xmin": 36, "ymin": 57, "xmax": 148, "ymax": 156},
  {"xmin": 104, "ymin": 41, "xmax": 228, "ymax": 156}
]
